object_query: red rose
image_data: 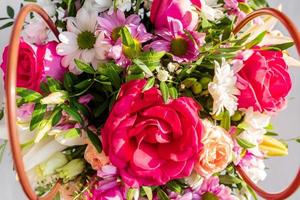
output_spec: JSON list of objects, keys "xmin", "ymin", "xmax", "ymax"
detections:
[
  {"xmin": 102, "ymin": 80, "xmax": 204, "ymax": 187},
  {"xmin": 236, "ymin": 49, "xmax": 292, "ymax": 112},
  {"xmin": 1, "ymin": 40, "xmax": 65, "ymax": 92}
]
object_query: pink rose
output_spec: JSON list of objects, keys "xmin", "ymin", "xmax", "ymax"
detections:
[
  {"xmin": 150, "ymin": 0, "xmax": 200, "ymax": 31},
  {"xmin": 1, "ymin": 40, "xmax": 66, "ymax": 92},
  {"xmin": 102, "ymin": 80, "xmax": 204, "ymax": 187},
  {"xmin": 236, "ymin": 49, "xmax": 292, "ymax": 112}
]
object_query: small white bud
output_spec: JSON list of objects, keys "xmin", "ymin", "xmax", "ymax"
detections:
[
  {"xmin": 41, "ymin": 91, "xmax": 68, "ymax": 105},
  {"xmin": 157, "ymin": 69, "xmax": 169, "ymax": 82}
]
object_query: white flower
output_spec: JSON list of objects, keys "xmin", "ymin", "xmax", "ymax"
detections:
[
  {"xmin": 242, "ymin": 155, "xmax": 267, "ymax": 183},
  {"xmin": 184, "ymin": 171, "xmax": 203, "ymax": 190},
  {"xmin": 23, "ymin": 18, "xmax": 49, "ymax": 45},
  {"xmin": 113, "ymin": 0, "xmax": 132, "ymax": 12},
  {"xmin": 157, "ymin": 69, "xmax": 170, "ymax": 82},
  {"xmin": 57, "ymin": 8, "xmax": 110, "ymax": 74},
  {"xmin": 238, "ymin": 108, "xmax": 270, "ymax": 155},
  {"xmin": 208, "ymin": 58, "xmax": 240, "ymax": 116},
  {"xmin": 37, "ymin": 0, "xmax": 58, "ymax": 17},
  {"xmin": 83, "ymin": 0, "xmax": 113, "ymax": 12},
  {"xmin": 167, "ymin": 63, "xmax": 178, "ymax": 73},
  {"xmin": 201, "ymin": 0, "xmax": 224, "ymax": 21}
]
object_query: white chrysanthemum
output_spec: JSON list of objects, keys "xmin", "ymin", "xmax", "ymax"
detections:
[
  {"xmin": 56, "ymin": 8, "xmax": 111, "ymax": 74},
  {"xmin": 239, "ymin": 108, "xmax": 270, "ymax": 155},
  {"xmin": 208, "ymin": 58, "xmax": 240, "ymax": 116},
  {"xmin": 83, "ymin": 0, "xmax": 113, "ymax": 12},
  {"xmin": 201, "ymin": 0, "xmax": 224, "ymax": 21},
  {"xmin": 113, "ymin": 0, "xmax": 132, "ymax": 12},
  {"xmin": 157, "ymin": 69, "xmax": 170, "ymax": 82}
]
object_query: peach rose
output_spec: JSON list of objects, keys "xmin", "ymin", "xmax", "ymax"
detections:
[
  {"xmin": 84, "ymin": 139, "xmax": 110, "ymax": 170},
  {"xmin": 194, "ymin": 120, "xmax": 233, "ymax": 177}
]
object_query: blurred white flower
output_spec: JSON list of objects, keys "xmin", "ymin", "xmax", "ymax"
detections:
[
  {"xmin": 83, "ymin": 0, "xmax": 113, "ymax": 12},
  {"xmin": 157, "ymin": 69, "xmax": 170, "ymax": 82},
  {"xmin": 201, "ymin": 0, "xmax": 224, "ymax": 21},
  {"xmin": 113, "ymin": 0, "xmax": 132, "ymax": 12},
  {"xmin": 23, "ymin": 18, "xmax": 49, "ymax": 45},
  {"xmin": 208, "ymin": 58, "xmax": 239, "ymax": 116}
]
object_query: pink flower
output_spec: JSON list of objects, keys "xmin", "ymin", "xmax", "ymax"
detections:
[
  {"xmin": 101, "ymin": 79, "xmax": 204, "ymax": 187},
  {"xmin": 236, "ymin": 49, "xmax": 292, "ymax": 113},
  {"xmin": 198, "ymin": 177, "xmax": 235, "ymax": 200},
  {"xmin": 1, "ymin": 40, "xmax": 65, "ymax": 92},
  {"xmin": 224, "ymin": 0, "xmax": 246, "ymax": 22},
  {"xmin": 79, "ymin": 94, "xmax": 94, "ymax": 105},
  {"xmin": 98, "ymin": 10, "xmax": 152, "ymax": 67},
  {"xmin": 148, "ymin": 18, "xmax": 205, "ymax": 63},
  {"xmin": 150, "ymin": 0, "xmax": 201, "ymax": 31},
  {"xmin": 87, "ymin": 165, "xmax": 125, "ymax": 200}
]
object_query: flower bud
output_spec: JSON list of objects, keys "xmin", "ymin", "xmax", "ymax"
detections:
[
  {"xmin": 191, "ymin": 82, "xmax": 203, "ymax": 95},
  {"xmin": 157, "ymin": 69, "xmax": 169, "ymax": 82},
  {"xmin": 57, "ymin": 159, "xmax": 85, "ymax": 182},
  {"xmin": 41, "ymin": 91, "xmax": 68, "ymax": 105},
  {"xmin": 35, "ymin": 119, "xmax": 52, "ymax": 143},
  {"xmin": 35, "ymin": 152, "xmax": 68, "ymax": 177},
  {"xmin": 182, "ymin": 78, "xmax": 197, "ymax": 88},
  {"xmin": 231, "ymin": 111, "xmax": 242, "ymax": 121},
  {"xmin": 259, "ymin": 135, "xmax": 288, "ymax": 157},
  {"xmin": 200, "ymin": 77, "xmax": 211, "ymax": 89}
]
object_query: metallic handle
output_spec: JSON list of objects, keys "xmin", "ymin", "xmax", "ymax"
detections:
[
  {"xmin": 5, "ymin": 4, "xmax": 61, "ymax": 200},
  {"xmin": 233, "ymin": 8, "xmax": 300, "ymax": 200}
]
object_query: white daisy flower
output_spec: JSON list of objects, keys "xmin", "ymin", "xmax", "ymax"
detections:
[
  {"xmin": 201, "ymin": 0, "xmax": 224, "ymax": 21},
  {"xmin": 208, "ymin": 58, "xmax": 240, "ymax": 116},
  {"xmin": 56, "ymin": 8, "xmax": 110, "ymax": 74},
  {"xmin": 83, "ymin": 0, "xmax": 113, "ymax": 13}
]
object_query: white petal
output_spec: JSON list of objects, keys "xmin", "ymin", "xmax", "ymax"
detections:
[
  {"xmin": 56, "ymin": 43, "xmax": 78, "ymax": 56},
  {"xmin": 59, "ymin": 31, "xmax": 78, "ymax": 45},
  {"xmin": 76, "ymin": 8, "xmax": 90, "ymax": 31},
  {"xmin": 67, "ymin": 18, "xmax": 81, "ymax": 34},
  {"xmin": 81, "ymin": 49, "xmax": 96, "ymax": 63},
  {"xmin": 61, "ymin": 50, "xmax": 80, "ymax": 67}
]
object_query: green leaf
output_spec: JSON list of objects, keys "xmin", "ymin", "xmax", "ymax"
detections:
[
  {"xmin": 246, "ymin": 184, "xmax": 258, "ymax": 200},
  {"xmin": 236, "ymin": 137, "xmax": 256, "ymax": 149},
  {"xmin": 94, "ymin": 99, "xmax": 109, "ymax": 118},
  {"xmin": 296, "ymin": 138, "xmax": 300, "ymax": 143},
  {"xmin": 87, "ymin": 129, "xmax": 102, "ymax": 153},
  {"xmin": 265, "ymin": 132, "xmax": 278, "ymax": 136},
  {"xmin": 17, "ymin": 87, "xmax": 42, "ymax": 103},
  {"xmin": 0, "ymin": 109, "xmax": 4, "ymax": 120},
  {"xmin": 0, "ymin": 141, "xmax": 7, "ymax": 163},
  {"xmin": 40, "ymin": 82, "xmax": 50, "ymax": 93},
  {"xmin": 6, "ymin": 6, "xmax": 14, "ymax": 18},
  {"xmin": 52, "ymin": 108, "xmax": 62, "ymax": 126},
  {"xmin": 133, "ymin": 59, "xmax": 153, "ymax": 76},
  {"xmin": 157, "ymin": 188, "xmax": 170, "ymax": 200},
  {"xmin": 126, "ymin": 188, "xmax": 139, "ymax": 200},
  {"xmin": 119, "ymin": 26, "xmax": 135, "ymax": 47},
  {"xmin": 53, "ymin": 192, "xmax": 61, "ymax": 200},
  {"xmin": 267, "ymin": 42, "xmax": 294, "ymax": 51},
  {"xmin": 46, "ymin": 76, "xmax": 62, "ymax": 92},
  {"xmin": 0, "ymin": 21, "xmax": 13, "ymax": 30},
  {"xmin": 143, "ymin": 77, "xmax": 155, "ymax": 92},
  {"xmin": 74, "ymin": 59, "xmax": 95, "ymax": 74},
  {"xmin": 61, "ymin": 105, "xmax": 84, "ymax": 125},
  {"xmin": 64, "ymin": 73, "xmax": 74, "ymax": 91},
  {"xmin": 74, "ymin": 79, "xmax": 93, "ymax": 90},
  {"xmin": 126, "ymin": 73, "xmax": 145, "ymax": 82},
  {"xmin": 71, "ymin": 99, "xmax": 90, "ymax": 118},
  {"xmin": 30, "ymin": 103, "xmax": 47, "ymax": 131},
  {"xmin": 142, "ymin": 186, "xmax": 153, "ymax": 200},
  {"xmin": 169, "ymin": 87, "xmax": 178, "ymax": 99},
  {"xmin": 160, "ymin": 82, "xmax": 169, "ymax": 103},
  {"xmin": 64, "ymin": 128, "xmax": 81, "ymax": 139},
  {"xmin": 219, "ymin": 175, "xmax": 242, "ymax": 185},
  {"xmin": 220, "ymin": 111, "xmax": 230, "ymax": 131},
  {"xmin": 245, "ymin": 31, "xmax": 267, "ymax": 49},
  {"xmin": 99, "ymin": 63, "xmax": 122, "ymax": 89},
  {"xmin": 238, "ymin": 3, "xmax": 252, "ymax": 13},
  {"xmin": 138, "ymin": 51, "xmax": 165, "ymax": 71},
  {"xmin": 166, "ymin": 181, "xmax": 182, "ymax": 194}
]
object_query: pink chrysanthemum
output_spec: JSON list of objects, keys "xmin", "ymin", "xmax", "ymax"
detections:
[
  {"xmin": 148, "ymin": 17, "xmax": 205, "ymax": 63},
  {"xmin": 97, "ymin": 10, "xmax": 152, "ymax": 67},
  {"xmin": 198, "ymin": 176, "xmax": 236, "ymax": 200}
]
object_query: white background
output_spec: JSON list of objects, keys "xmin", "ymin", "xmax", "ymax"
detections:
[{"xmin": 0, "ymin": 0, "xmax": 299, "ymax": 199}]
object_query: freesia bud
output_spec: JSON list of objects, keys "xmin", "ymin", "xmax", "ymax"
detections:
[
  {"xmin": 35, "ymin": 152, "xmax": 68, "ymax": 177},
  {"xmin": 41, "ymin": 91, "xmax": 68, "ymax": 105},
  {"xmin": 259, "ymin": 135, "xmax": 288, "ymax": 157},
  {"xmin": 35, "ymin": 119, "xmax": 52, "ymax": 143},
  {"xmin": 56, "ymin": 159, "xmax": 85, "ymax": 183}
]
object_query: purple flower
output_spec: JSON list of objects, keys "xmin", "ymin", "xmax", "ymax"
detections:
[
  {"xmin": 148, "ymin": 17, "xmax": 205, "ymax": 63},
  {"xmin": 198, "ymin": 176, "xmax": 235, "ymax": 200},
  {"xmin": 87, "ymin": 165, "xmax": 125, "ymax": 200},
  {"xmin": 97, "ymin": 10, "xmax": 152, "ymax": 67}
]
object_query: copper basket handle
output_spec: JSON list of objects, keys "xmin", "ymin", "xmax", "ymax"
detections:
[
  {"xmin": 5, "ymin": 4, "xmax": 61, "ymax": 200},
  {"xmin": 233, "ymin": 8, "xmax": 300, "ymax": 200}
]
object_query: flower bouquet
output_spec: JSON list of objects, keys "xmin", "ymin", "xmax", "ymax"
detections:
[{"xmin": 0, "ymin": 0, "xmax": 300, "ymax": 199}]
